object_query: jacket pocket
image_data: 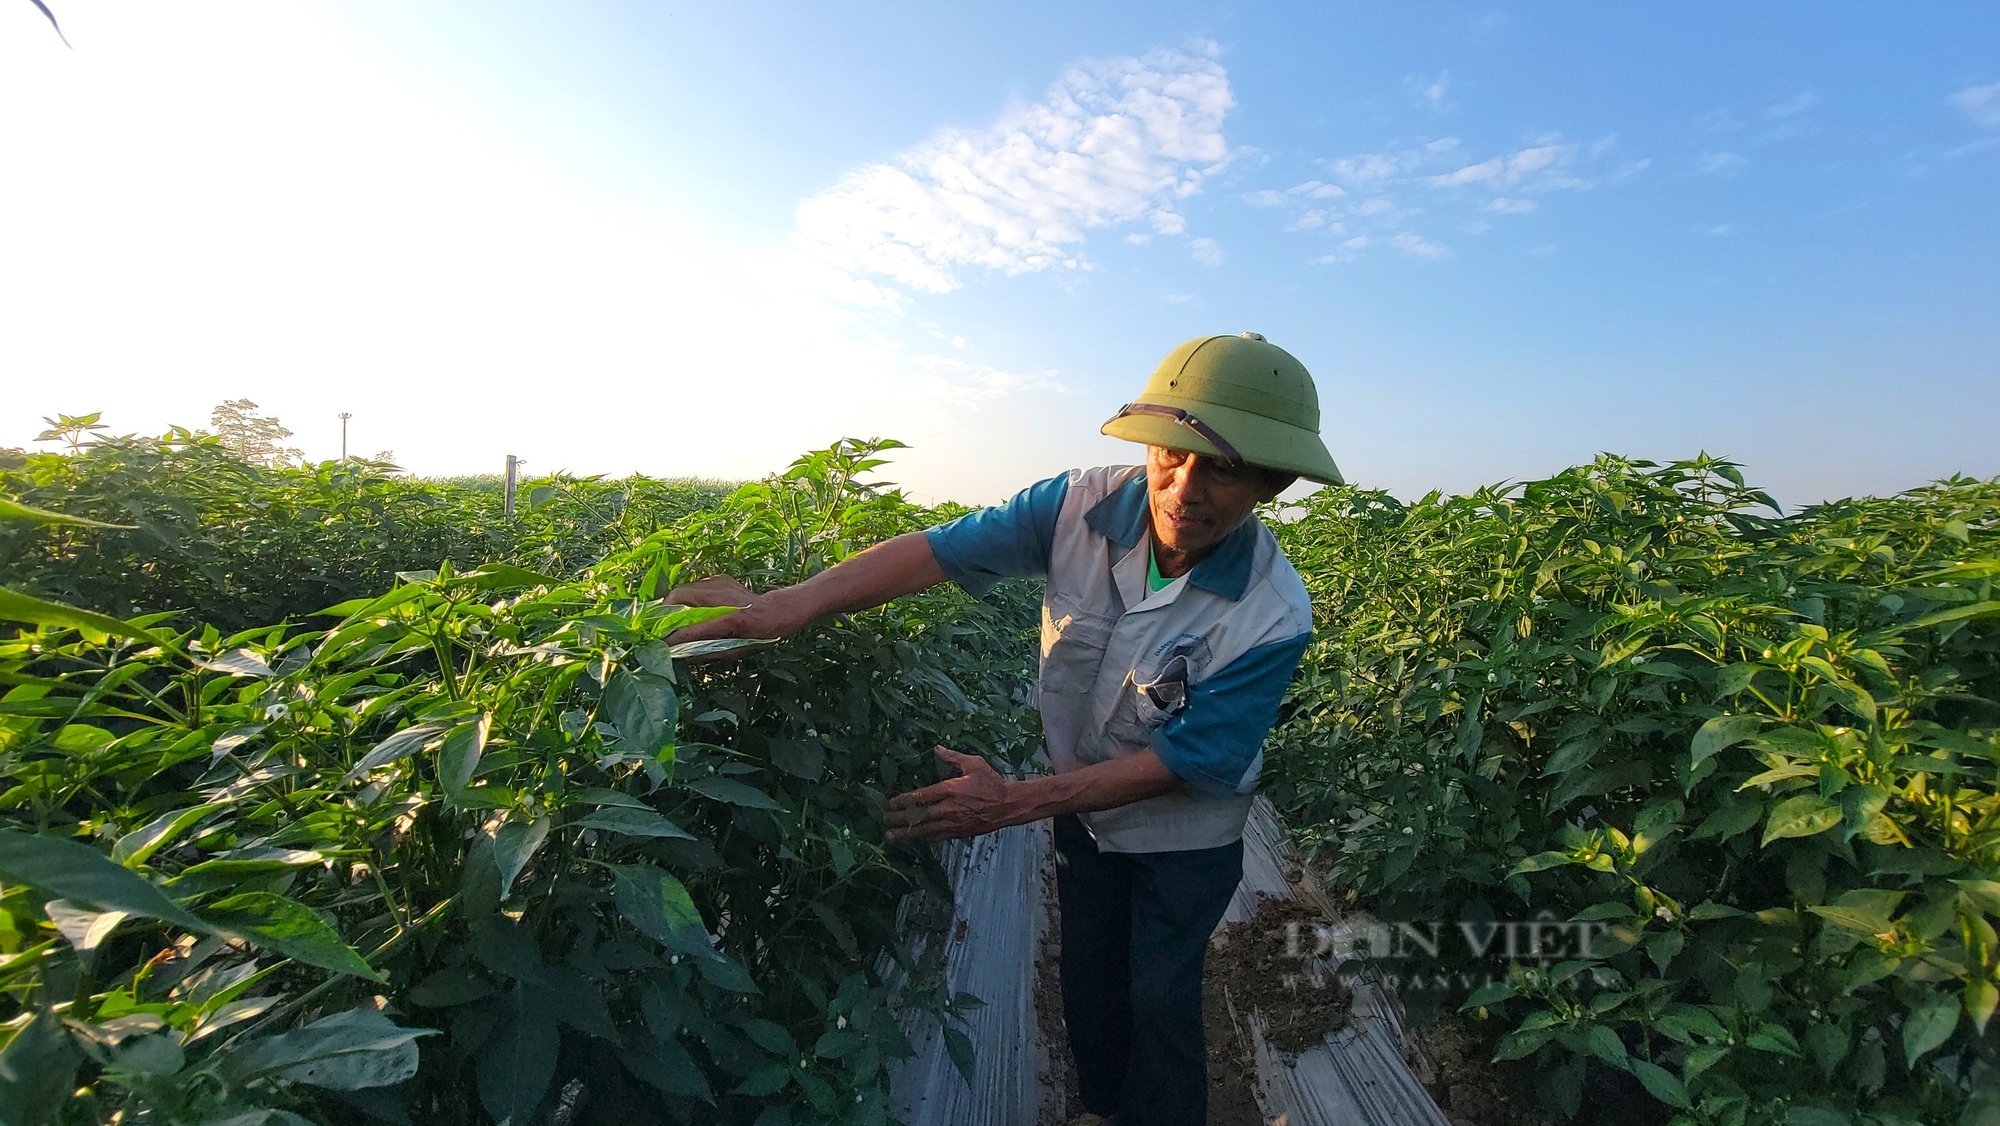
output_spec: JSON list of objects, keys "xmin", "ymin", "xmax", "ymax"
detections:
[
  {"xmin": 1105, "ymin": 654, "xmax": 1191, "ymax": 747},
  {"xmin": 1040, "ymin": 595, "xmax": 1114, "ymax": 697}
]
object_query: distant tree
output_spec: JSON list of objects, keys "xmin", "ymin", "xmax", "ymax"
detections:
[
  {"xmin": 210, "ymin": 399, "xmax": 303, "ymax": 467},
  {"xmin": 35, "ymin": 411, "xmax": 107, "ymax": 454}
]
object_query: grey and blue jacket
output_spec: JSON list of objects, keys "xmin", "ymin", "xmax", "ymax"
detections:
[{"xmin": 925, "ymin": 466, "xmax": 1313, "ymax": 853}]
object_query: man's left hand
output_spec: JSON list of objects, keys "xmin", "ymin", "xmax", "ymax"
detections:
[{"xmin": 885, "ymin": 746, "xmax": 1014, "ymax": 843}]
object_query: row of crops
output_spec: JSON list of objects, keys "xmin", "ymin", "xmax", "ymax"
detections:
[
  {"xmin": 2, "ymin": 436, "xmax": 1995, "ymax": 1124},
  {"xmin": 0, "ymin": 438, "xmax": 1040, "ymax": 1124},
  {"xmin": 1268, "ymin": 456, "xmax": 1999, "ymax": 1126}
]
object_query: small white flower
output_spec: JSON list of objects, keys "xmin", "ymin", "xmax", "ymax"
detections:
[
  {"xmin": 1402, "ymin": 826, "xmax": 1415, "ymax": 836},
  {"xmin": 1655, "ymin": 906, "xmax": 1672, "ymax": 922},
  {"xmin": 264, "ymin": 703, "xmax": 290, "ymax": 722}
]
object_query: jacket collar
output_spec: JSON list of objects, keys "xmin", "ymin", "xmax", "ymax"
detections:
[{"xmin": 1083, "ymin": 474, "xmax": 1256, "ymax": 601}]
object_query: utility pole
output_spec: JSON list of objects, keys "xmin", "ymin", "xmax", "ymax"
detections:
[
  {"xmin": 338, "ymin": 412, "xmax": 352, "ymax": 460},
  {"xmin": 504, "ymin": 454, "xmax": 520, "ymax": 518}
]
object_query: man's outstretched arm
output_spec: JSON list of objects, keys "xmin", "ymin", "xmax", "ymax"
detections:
[
  {"xmin": 884, "ymin": 747, "xmax": 1183, "ymax": 843},
  {"xmin": 666, "ymin": 530, "xmax": 949, "ymax": 645}
]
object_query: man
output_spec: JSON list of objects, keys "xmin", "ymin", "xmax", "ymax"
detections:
[{"xmin": 668, "ymin": 332, "xmax": 1342, "ymax": 1126}]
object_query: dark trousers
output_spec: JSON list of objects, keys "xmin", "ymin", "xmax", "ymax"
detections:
[{"xmin": 1052, "ymin": 814, "xmax": 1245, "ymax": 1126}]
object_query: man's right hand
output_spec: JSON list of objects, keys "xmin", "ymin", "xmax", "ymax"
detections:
[{"xmin": 663, "ymin": 576, "xmax": 810, "ymax": 648}]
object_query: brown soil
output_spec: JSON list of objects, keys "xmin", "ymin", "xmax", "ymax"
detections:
[
  {"xmin": 1207, "ymin": 893, "xmax": 1354, "ymax": 1058},
  {"xmin": 1405, "ymin": 1011, "xmax": 1548, "ymax": 1126}
]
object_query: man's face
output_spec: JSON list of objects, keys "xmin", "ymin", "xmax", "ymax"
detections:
[{"xmin": 1145, "ymin": 445, "xmax": 1291, "ymax": 566}]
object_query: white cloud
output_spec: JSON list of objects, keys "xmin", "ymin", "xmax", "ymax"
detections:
[
  {"xmin": 1162, "ymin": 292, "xmax": 1194, "ymax": 304},
  {"xmin": 1950, "ymin": 81, "xmax": 2000, "ymax": 127},
  {"xmin": 1694, "ymin": 151, "xmax": 1748, "ymax": 176},
  {"xmin": 794, "ymin": 44, "xmax": 1233, "ymax": 294},
  {"xmin": 1246, "ymin": 132, "xmax": 1641, "ymax": 259},
  {"xmin": 1765, "ymin": 91, "xmax": 1820, "ymax": 119},
  {"xmin": 1410, "ymin": 71, "xmax": 1452, "ymax": 110},
  {"xmin": 1241, "ymin": 190, "xmax": 1286, "ymax": 207},
  {"xmin": 909, "ymin": 354, "xmax": 1066, "ymax": 404},
  {"xmin": 1190, "ymin": 236, "xmax": 1224, "ymax": 266},
  {"xmin": 1151, "ymin": 208, "xmax": 1188, "ymax": 235},
  {"xmin": 1389, "ymin": 233, "xmax": 1447, "ymax": 258},
  {"xmin": 1530, "ymin": 244, "xmax": 1558, "ymax": 256},
  {"xmin": 1700, "ymin": 224, "xmax": 1736, "ymax": 236},
  {"xmin": 1427, "ymin": 143, "xmax": 1564, "ymax": 188}
]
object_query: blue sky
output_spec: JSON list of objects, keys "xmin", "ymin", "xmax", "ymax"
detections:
[{"xmin": 1, "ymin": 2, "xmax": 1995, "ymax": 508}]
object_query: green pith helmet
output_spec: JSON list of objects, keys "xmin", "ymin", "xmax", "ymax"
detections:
[{"xmin": 1100, "ymin": 332, "xmax": 1345, "ymax": 485}]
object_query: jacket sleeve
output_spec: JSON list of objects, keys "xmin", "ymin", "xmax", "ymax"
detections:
[
  {"xmin": 1149, "ymin": 630, "xmax": 1311, "ymax": 798},
  {"xmin": 923, "ymin": 472, "xmax": 1070, "ymax": 598}
]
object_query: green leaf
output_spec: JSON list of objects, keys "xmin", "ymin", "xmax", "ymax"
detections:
[
  {"xmin": 741, "ymin": 1019, "xmax": 795, "ymax": 1056},
  {"xmin": 1762, "ymin": 795, "xmax": 1841, "ymax": 846},
  {"xmin": 605, "ymin": 670, "xmax": 678, "ymax": 754},
  {"xmin": 1966, "ymin": 980, "xmax": 1999, "ymax": 1037},
  {"xmin": 621, "ymin": 1033, "xmax": 712, "ymax": 1103},
  {"xmin": 571, "ymin": 807, "xmax": 694, "ymax": 841},
  {"xmin": 1581, "ymin": 1023, "xmax": 1627, "ymax": 1066},
  {"xmin": 667, "ymin": 637, "xmax": 779, "ymax": 660},
  {"xmin": 341, "ymin": 722, "xmax": 449, "ymax": 784},
  {"xmin": 1745, "ymin": 1024, "xmax": 1801, "ymax": 1057},
  {"xmin": 1954, "ymin": 879, "xmax": 2000, "ymax": 916},
  {"xmin": 1461, "ymin": 980, "xmax": 1516, "ymax": 1010},
  {"xmin": 196, "ymin": 649, "xmax": 274, "ymax": 678},
  {"xmin": 736, "ymin": 1062, "xmax": 792, "ymax": 1096},
  {"xmin": 112, "ymin": 803, "xmax": 225, "ymax": 867},
  {"xmin": 438, "ymin": 715, "xmax": 491, "ymax": 806},
  {"xmin": 479, "ymin": 985, "xmax": 559, "ymax": 1122},
  {"xmin": 224, "ymin": 1008, "xmax": 434, "ymax": 1090},
  {"xmin": 696, "ymin": 954, "xmax": 759, "ymax": 993},
  {"xmin": 408, "ymin": 966, "xmax": 495, "ymax": 1008},
  {"xmin": 0, "ymin": 585, "xmax": 168, "ymax": 647},
  {"xmin": 1804, "ymin": 1021, "xmax": 1849, "ymax": 1077},
  {"xmin": 1691, "ymin": 797, "xmax": 1763, "ymax": 841},
  {"xmin": 1902, "ymin": 994, "xmax": 1958, "ymax": 1067},
  {"xmin": 1629, "ymin": 1058, "xmax": 1690, "ymax": 1109},
  {"xmin": 492, "ymin": 815, "xmax": 550, "ymax": 902},
  {"xmin": 1691, "ymin": 714, "xmax": 1762, "ymax": 770},
  {"xmin": 1784, "ymin": 1110, "xmax": 1855, "ymax": 1126},
  {"xmin": 1508, "ymin": 851, "xmax": 1574, "ymax": 876},
  {"xmin": 454, "ymin": 563, "xmax": 566, "ymax": 592},
  {"xmin": 943, "ymin": 1026, "xmax": 976, "ymax": 1086},
  {"xmin": 609, "ymin": 864, "xmax": 715, "ymax": 961},
  {"xmin": 0, "ymin": 496, "xmax": 132, "ymax": 528},
  {"xmin": 685, "ymin": 776, "xmax": 786, "ymax": 811},
  {"xmin": 769, "ymin": 737, "xmax": 826, "ymax": 780},
  {"xmin": 0, "ymin": 828, "xmax": 207, "ymax": 932},
  {"xmin": 0, "ymin": 1009, "xmax": 82, "ymax": 1126},
  {"xmin": 204, "ymin": 892, "xmax": 380, "ymax": 980},
  {"xmin": 1491, "ymin": 1026, "xmax": 1555, "ymax": 1061},
  {"xmin": 1542, "ymin": 735, "xmax": 1600, "ymax": 775},
  {"xmin": 1905, "ymin": 600, "xmax": 2000, "ymax": 630}
]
